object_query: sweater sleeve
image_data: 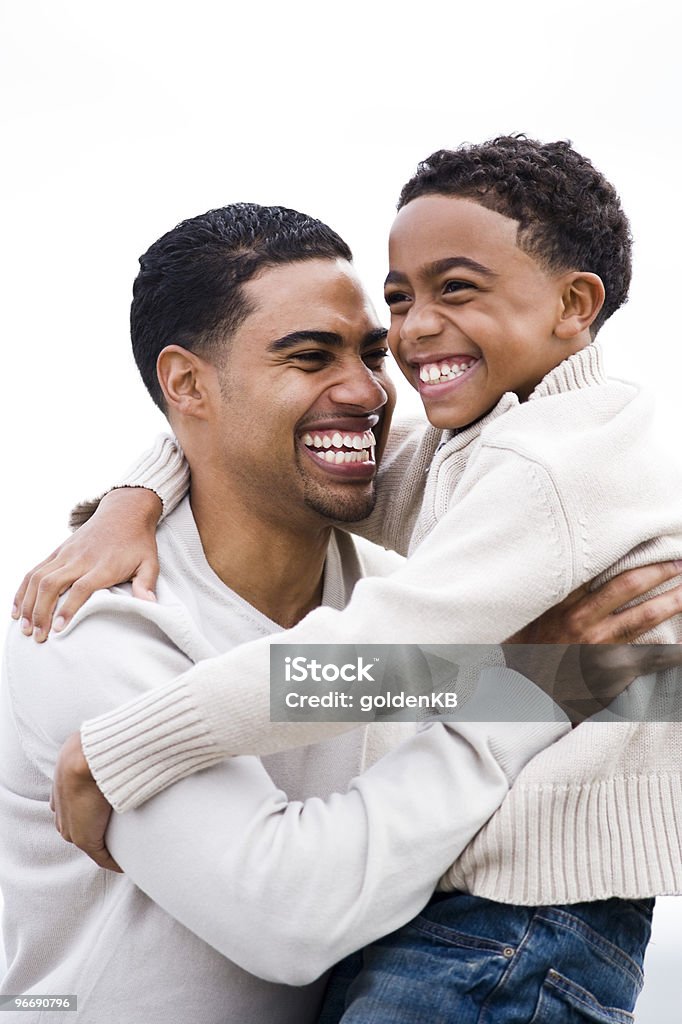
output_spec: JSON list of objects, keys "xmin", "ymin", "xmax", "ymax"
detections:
[
  {"xmin": 69, "ymin": 434, "xmax": 190, "ymax": 528},
  {"xmin": 3, "ymin": 588, "xmax": 568, "ymax": 987},
  {"xmin": 107, "ymin": 705, "xmax": 568, "ymax": 985},
  {"xmin": 81, "ymin": 449, "xmax": 576, "ymax": 811}
]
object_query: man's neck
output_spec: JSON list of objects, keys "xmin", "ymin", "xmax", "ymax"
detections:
[{"xmin": 188, "ymin": 480, "xmax": 331, "ymax": 629}]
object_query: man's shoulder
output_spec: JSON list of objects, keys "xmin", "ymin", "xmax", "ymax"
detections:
[{"xmin": 2, "ymin": 586, "xmax": 197, "ymax": 754}]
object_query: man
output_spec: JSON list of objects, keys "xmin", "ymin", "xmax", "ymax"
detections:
[
  {"xmin": 0, "ymin": 203, "xmax": 580, "ymax": 1023},
  {"xmin": 2, "ymin": 202, "xmax": 678, "ymax": 1024}
]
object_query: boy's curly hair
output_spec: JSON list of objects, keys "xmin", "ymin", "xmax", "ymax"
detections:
[{"xmin": 398, "ymin": 136, "xmax": 632, "ymax": 334}]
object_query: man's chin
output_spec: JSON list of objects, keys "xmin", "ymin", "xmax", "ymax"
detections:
[{"xmin": 303, "ymin": 484, "xmax": 377, "ymax": 524}]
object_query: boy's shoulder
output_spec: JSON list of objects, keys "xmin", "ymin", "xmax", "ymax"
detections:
[{"xmin": 480, "ymin": 349, "xmax": 650, "ymax": 470}]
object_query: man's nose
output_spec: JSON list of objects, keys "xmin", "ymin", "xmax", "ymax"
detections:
[{"xmin": 328, "ymin": 359, "xmax": 388, "ymax": 410}]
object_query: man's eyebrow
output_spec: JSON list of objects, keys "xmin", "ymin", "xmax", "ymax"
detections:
[
  {"xmin": 384, "ymin": 256, "xmax": 497, "ymax": 288},
  {"xmin": 362, "ymin": 327, "xmax": 389, "ymax": 346},
  {"xmin": 267, "ymin": 330, "xmax": 343, "ymax": 352},
  {"xmin": 268, "ymin": 327, "xmax": 388, "ymax": 352}
]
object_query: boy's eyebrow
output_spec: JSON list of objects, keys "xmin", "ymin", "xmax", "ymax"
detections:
[
  {"xmin": 268, "ymin": 328, "xmax": 388, "ymax": 352},
  {"xmin": 384, "ymin": 256, "xmax": 497, "ymax": 287}
]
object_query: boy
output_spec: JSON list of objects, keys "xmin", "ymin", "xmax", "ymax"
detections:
[{"xmin": 18, "ymin": 138, "xmax": 682, "ymax": 1019}]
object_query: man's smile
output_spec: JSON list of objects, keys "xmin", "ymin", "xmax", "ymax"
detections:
[{"xmin": 297, "ymin": 417, "xmax": 380, "ymax": 479}]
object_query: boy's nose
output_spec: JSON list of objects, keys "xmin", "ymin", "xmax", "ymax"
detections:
[{"xmin": 399, "ymin": 302, "xmax": 443, "ymax": 344}]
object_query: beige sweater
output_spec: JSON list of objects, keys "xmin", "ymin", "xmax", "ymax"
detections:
[{"xmin": 77, "ymin": 344, "xmax": 682, "ymax": 904}]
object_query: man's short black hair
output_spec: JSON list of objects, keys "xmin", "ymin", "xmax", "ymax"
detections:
[
  {"xmin": 131, "ymin": 203, "xmax": 353, "ymax": 410},
  {"xmin": 398, "ymin": 135, "xmax": 632, "ymax": 334}
]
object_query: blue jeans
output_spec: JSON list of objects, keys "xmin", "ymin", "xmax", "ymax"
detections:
[{"xmin": 318, "ymin": 892, "xmax": 653, "ymax": 1024}]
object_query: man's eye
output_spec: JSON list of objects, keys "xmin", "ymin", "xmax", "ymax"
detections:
[
  {"xmin": 363, "ymin": 348, "xmax": 389, "ymax": 368},
  {"xmin": 384, "ymin": 292, "xmax": 410, "ymax": 308},
  {"xmin": 291, "ymin": 350, "xmax": 333, "ymax": 367}
]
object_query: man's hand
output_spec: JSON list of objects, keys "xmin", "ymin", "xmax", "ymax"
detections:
[
  {"xmin": 51, "ymin": 732, "xmax": 121, "ymax": 872},
  {"xmin": 507, "ymin": 561, "xmax": 682, "ymax": 645},
  {"xmin": 505, "ymin": 561, "xmax": 682, "ymax": 721},
  {"xmin": 13, "ymin": 487, "xmax": 162, "ymax": 643}
]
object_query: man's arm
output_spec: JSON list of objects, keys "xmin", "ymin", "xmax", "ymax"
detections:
[{"xmin": 4, "ymin": 602, "xmax": 568, "ymax": 986}]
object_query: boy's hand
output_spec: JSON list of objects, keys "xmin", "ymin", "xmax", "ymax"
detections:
[
  {"xmin": 51, "ymin": 732, "xmax": 121, "ymax": 873},
  {"xmin": 12, "ymin": 487, "xmax": 162, "ymax": 643}
]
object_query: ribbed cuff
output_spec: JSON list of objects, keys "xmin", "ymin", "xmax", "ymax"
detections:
[
  {"xmin": 69, "ymin": 434, "xmax": 190, "ymax": 529},
  {"xmin": 81, "ymin": 677, "xmax": 223, "ymax": 812}
]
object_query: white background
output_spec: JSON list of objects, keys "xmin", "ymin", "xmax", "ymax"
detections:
[{"xmin": 1, "ymin": 0, "xmax": 680, "ymax": 1017}]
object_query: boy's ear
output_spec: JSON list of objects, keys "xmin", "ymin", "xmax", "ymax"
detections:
[
  {"xmin": 157, "ymin": 345, "xmax": 215, "ymax": 419},
  {"xmin": 555, "ymin": 272, "xmax": 606, "ymax": 340}
]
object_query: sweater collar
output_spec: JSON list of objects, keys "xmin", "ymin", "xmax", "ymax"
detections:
[
  {"xmin": 436, "ymin": 343, "xmax": 607, "ymax": 453},
  {"xmin": 528, "ymin": 342, "xmax": 607, "ymax": 400}
]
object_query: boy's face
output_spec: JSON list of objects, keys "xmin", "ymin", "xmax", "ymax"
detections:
[{"xmin": 385, "ymin": 195, "xmax": 577, "ymax": 430}]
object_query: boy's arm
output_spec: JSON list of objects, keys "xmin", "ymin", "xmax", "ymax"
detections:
[
  {"xmin": 13, "ymin": 434, "xmax": 189, "ymax": 639},
  {"xmin": 69, "ymin": 434, "xmax": 189, "ymax": 528},
  {"xmin": 69, "ymin": 449, "xmax": 682, "ymax": 813},
  {"xmin": 13, "ymin": 420, "xmax": 431, "ymax": 637}
]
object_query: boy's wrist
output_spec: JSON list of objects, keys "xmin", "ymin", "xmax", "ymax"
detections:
[{"xmin": 103, "ymin": 485, "xmax": 163, "ymax": 526}]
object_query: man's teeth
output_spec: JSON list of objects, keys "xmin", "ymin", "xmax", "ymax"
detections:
[
  {"xmin": 312, "ymin": 449, "xmax": 371, "ymax": 464},
  {"xmin": 419, "ymin": 359, "xmax": 477, "ymax": 384},
  {"xmin": 301, "ymin": 428, "xmax": 376, "ymax": 464}
]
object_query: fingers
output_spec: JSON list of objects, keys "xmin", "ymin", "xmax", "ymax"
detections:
[
  {"xmin": 131, "ymin": 556, "xmax": 160, "ymax": 603},
  {"xmin": 27, "ymin": 567, "xmax": 86, "ymax": 642},
  {"xmin": 51, "ymin": 808, "xmax": 123, "ymax": 873},
  {"xmin": 583, "ymin": 562, "xmax": 682, "ymax": 622},
  {"xmin": 47, "ymin": 573, "xmax": 109, "ymax": 638},
  {"xmin": 596, "ymin": 584, "xmax": 682, "ymax": 643},
  {"xmin": 88, "ymin": 850, "xmax": 123, "ymax": 873},
  {"xmin": 12, "ymin": 548, "xmax": 62, "ymax": 620}
]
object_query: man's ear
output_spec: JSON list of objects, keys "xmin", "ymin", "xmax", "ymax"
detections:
[
  {"xmin": 157, "ymin": 345, "xmax": 214, "ymax": 419},
  {"xmin": 554, "ymin": 272, "xmax": 606, "ymax": 340}
]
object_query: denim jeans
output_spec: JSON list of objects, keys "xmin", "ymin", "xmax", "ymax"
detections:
[{"xmin": 318, "ymin": 892, "xmax": 654, "ymax": 1024}]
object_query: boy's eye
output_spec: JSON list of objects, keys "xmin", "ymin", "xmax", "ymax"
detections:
[
  {"xmin": 384, "ymin": 291, "xmax": 411, "ymax": 308},
  {"xmin": 443, "ymin": 280, "xmax": 474, "ymax": 296}
]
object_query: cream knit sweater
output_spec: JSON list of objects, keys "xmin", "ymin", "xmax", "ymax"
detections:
[{"xmin": 77, "ymin": 344, "xmax": 682, "ymax": 904}]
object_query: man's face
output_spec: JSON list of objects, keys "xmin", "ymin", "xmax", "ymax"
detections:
[
  {"xmin": 211, "ymin": 258, "xmax": 394, "ymax": 527},
  {"xmin": 385, "ymin": 195, "xmax": 569, "ymax": 430}
]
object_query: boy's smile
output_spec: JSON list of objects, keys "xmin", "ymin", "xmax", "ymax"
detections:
[{"xmin": 385, "ymin": 195, "xmax": 587, "ymax": 430}]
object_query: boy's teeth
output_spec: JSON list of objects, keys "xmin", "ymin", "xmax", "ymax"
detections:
[{"xmin": 419, "ymin": 358, "xmax": 476, "ymax": 384}]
